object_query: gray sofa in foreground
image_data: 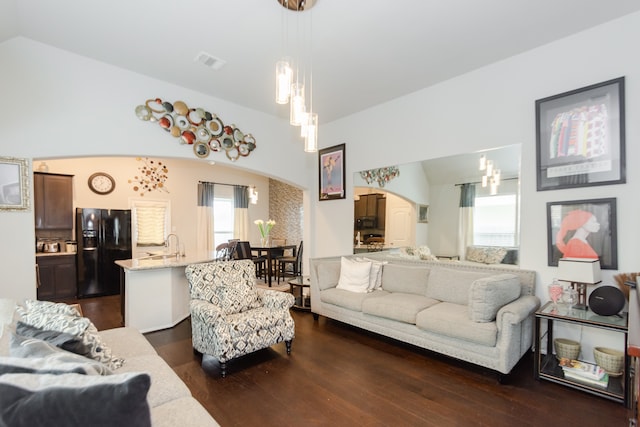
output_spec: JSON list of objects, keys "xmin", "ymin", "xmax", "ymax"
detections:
[
  {"xmin": 310, "ymin": 253, "xmax": 540, "ymax": 376},
  {"xmin": 0, "ymin": 299, "xmax": 218, "ymax": 426}
]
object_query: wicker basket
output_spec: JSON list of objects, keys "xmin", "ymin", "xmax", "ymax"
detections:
[
  {"xmin": 554, "ymin": 338, "xmax": 580, "ymax": 360},
  {"xmin": 594, "ymin": 347, "xmax": 624, "ymax": 375}
]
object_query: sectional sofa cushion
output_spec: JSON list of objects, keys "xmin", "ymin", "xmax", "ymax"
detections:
[
  {"xmin": 381, "ymin": 264, "xmax": 430, "ymax": 295},
  {"xmin": 320, "ymin": 288, "xmax": 389, "ymax": 311},
  {"xmin": 425, "ymin": 268, "xmax": 491, "ymax": 305},
  {"xmin": 468, "ymin": 274, "xmax": 521, "ymax": 322},
  {"xmin": 362, "ymin": 293, "xmax": 440, "ymax": 324},
  {"xmin": 416, "ymin": 302, "xmax": 498, "ymax": 347},
  {"xmin": 336, "ymin": 257, "xmax": 373, "ymax": 293}
]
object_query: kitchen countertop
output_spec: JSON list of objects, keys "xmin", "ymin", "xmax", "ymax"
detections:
[
  {"xmin": 115, "ymin": 252, "xmax": 217, "ymax": 271},
  {"xmin": 36, "ymin": 252, "xmax": 76, "ymax": 257}
]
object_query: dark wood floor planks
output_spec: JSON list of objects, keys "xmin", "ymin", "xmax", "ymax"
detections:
[{"xmin": 74, "ymin": 295, "xmax": 630, "ymax": 426}]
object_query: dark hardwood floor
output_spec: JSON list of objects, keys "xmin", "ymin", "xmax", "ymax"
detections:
[{"xmin": 75, "ymin": 295, "xmax": 630, "ymax": 426}]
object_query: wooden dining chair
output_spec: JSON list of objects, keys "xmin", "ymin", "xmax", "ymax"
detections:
[
  {"xmin": 233, "ymin": 241, "xmax": 267, "ymax": 280},
  {"xmin": 277, "ymin": 241, "xmax": 303, "ymax": 283}
]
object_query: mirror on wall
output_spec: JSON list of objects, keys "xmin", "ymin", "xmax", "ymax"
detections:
[{"xmin": 353, "ymin": 144, "xmax": 521, "ymax": 262}]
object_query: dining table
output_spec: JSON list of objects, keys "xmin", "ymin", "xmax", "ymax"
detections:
[{"xmin": 251, "ymin": 244, "xmax": 297, "ymax": 287}]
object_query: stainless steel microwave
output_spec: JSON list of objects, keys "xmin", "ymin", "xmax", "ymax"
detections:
[{"xmin": 355, "ymin": 216, "xmax": 377, "ymax": 229}]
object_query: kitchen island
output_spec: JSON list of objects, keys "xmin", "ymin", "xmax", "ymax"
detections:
[{"xmin": 116, "ymin": 252, "xmax": 216, "ymax": 333}]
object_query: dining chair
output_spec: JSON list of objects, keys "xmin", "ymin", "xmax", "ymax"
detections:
[
  {"xmin": 233, "ymin": 241, "xmax": 267, "ymax": 280},
  {"xmin": 277, "ymin": 241, "xmax": 303, "ymax": 283}
]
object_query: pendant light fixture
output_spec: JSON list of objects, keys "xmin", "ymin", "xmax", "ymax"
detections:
[{"xmin": 275, "ymin": 0, "xmax": 318, "ymax": 152}]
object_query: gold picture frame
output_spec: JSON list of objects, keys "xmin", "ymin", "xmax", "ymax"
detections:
[{"xmin": 0, "ymin": 157, "xmax": 30, "ymax": 211}]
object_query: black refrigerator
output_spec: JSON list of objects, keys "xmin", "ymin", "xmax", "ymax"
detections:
[{"xmin": 76, "ymin": 208, "xmax": 132, "ymax": 298}]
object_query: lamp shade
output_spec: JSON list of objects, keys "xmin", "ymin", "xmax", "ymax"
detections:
[{"xmin": 557, "ymin": 258, "xmax": 602, "ymax": 284}]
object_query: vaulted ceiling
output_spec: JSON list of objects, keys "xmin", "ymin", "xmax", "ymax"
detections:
[{"xmin": 2, "ymin": 0, "xmax": 639, "ymax": 124}]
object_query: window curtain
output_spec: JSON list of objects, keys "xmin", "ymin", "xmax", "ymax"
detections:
[
  {"xmin": 233, "ymin": 185, "xmax": 249, "ymax": 241},
  {"xmin": 457, "ymin": 183, "xmax": 475, "ymax": 260},
  {"xmin": 197, "ymin": 182, "xmax": 215, "ymax": 254}
]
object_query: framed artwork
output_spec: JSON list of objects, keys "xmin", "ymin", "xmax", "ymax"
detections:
[
  {"xmin": 546, "ymin": 198, "xmax": 617, "ymax": 269},
  {"xmin": 0, "ymin": 157, "xmax": 30, "ymax": 211},
  {"xmin": 319, "ymin": 143, "xmax": 345, "ymax": 200},
  {"xmin": 535, "ymin": 77, "xmax": 625, "ymax": 191},
  {"xmin": 417, "ymin": 204, "xmax": 429, "ymax": 223}
]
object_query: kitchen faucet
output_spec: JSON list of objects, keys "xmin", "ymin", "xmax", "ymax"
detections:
[{"xmin": 164, "ymin": 233, "xmax": 182, "ymax": 258}]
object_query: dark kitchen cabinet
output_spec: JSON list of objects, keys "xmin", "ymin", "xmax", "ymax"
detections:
[
  {"xmin": 34, "ymin": 172, "xmax": 73, "ymax": 230},
  {"xmin": 36, "ymin": 255, "xmax": 77, "ymax": 300},
  {"xmin": 355, "ymin": 193, "xmax": 386, "ymax": 226},
  {"xmin": 355, "ymin": 194, "xmax": 383, "ymax": 217}
]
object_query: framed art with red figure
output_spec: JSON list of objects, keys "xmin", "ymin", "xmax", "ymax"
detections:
[{"xmin": 546, "ymin": 198, "xmax": 617, "ymax": 269}]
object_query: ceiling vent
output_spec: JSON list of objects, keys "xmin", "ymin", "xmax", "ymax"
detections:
[{"xmin": 194, "ymin": 51, "xmax": 226, "ymax": 70}]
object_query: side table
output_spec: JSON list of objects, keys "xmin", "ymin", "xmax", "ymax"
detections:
[
  {"xmin": 534, "ymin": 301, "xmax": 630, "ymax": 406},
  {"xmin": 288, "ymin": 276, "xmax": 311, "ymax": 311}
]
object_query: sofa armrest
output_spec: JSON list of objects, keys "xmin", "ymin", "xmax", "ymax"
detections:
[
  {"xmin": 190, "ymin": 299, "xmax": 224, "ymax": 323},
  {"xmin": 257, "ymin": 289, "xmax": 295, "ymax": 309},
  {"xmin": 496, "ymin": 295, "xmax": 541, "ymax": 328}
]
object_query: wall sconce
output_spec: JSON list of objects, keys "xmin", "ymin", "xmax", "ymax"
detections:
[
  {"xmin": 249, "ymin": 186, "xmax": 259, "ymax": 205},
  {"xmin": 557, "ymin": 258, "xmax": 602, "ymax": 310}
]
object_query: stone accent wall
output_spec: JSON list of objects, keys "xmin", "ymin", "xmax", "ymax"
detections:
[{"xmin": 269, "ymin": 179, "xmax": 303, "ymax": 248}]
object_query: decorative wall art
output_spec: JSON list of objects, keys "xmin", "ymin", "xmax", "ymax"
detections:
[
  {"xmin": 546, "ymin": 198, "xmax": 617, "ymax": 269},
  {"xmin": 129, "ymin": 157, "xmax": 170, "ymax": 196},
  {"xmin": 319, "ymin": 144, "xmax": 345, "ymax": 201},
  {"xmin": 535, "ymin": 77, "xmax": 625, "ymax": 191},
  {"xmin": 417, "ymin": 204, "xmax": 429, "ymax": 223},
  {"xmin": 359, "ymin": 166, "xmax": 400, "ymax": 187},
  {"xmin": 134, "ymin": 98, "xmax": 256, "ymax": 162},
  {"xmin": 0, "ymin": 156, "xmax": 29, "ymax": 211}
]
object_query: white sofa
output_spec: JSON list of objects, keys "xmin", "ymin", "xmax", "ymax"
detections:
[
  {"xmin": 0, "ymin": 299, "xmax": 218, "ymax": 427},
  {"xmin": 310, "ymin": 253, "xmax": 540, "ymax": 376}
]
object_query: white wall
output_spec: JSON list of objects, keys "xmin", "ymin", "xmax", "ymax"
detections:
[
  {"xmin": 316, "ymin": 11, "xmax": 640, "ymax": 305},
  {"xmin": 0, "ymin": 37, "xmax": 313, "ymax": 301}
]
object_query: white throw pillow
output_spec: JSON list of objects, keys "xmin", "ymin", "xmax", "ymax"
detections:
[
  {"xmin": 336, "ymin": 257, "xmax": 372, "ymax": 293},
  {"xmin": 355, "ymin": 257, "xmax": 388, "ymax": 291}
]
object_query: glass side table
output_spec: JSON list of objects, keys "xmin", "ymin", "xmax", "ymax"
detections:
[{"xmin": 534, "ymin": 301, "xmax": 630, "ymax": 406}]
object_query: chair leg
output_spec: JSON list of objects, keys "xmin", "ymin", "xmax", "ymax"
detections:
[
  {"xmin": 285, "ymin": 340, "xmax": 292, "ymax": 355},
  {"xmin": 220, "ymin": 361, "xmax": 227, "ymax": 378}
]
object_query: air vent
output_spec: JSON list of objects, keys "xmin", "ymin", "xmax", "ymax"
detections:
[{"xmin": 194, "ymin": 51, "xmax": 226, "ymax": 70}]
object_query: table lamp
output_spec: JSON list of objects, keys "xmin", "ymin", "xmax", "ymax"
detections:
[{"xmin": 557, "ymin": 257, "xmax": 602, "ymax": 310}]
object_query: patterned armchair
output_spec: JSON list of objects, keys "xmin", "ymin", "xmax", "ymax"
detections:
[{"xmin": 185, "ymin": 260, "xmax": 295, "ymax": 377}]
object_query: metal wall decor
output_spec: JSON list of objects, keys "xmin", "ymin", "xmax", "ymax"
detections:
[
  {"xmin": 135, "ymin": 98, "xmax": 256, "ymax": 162},
  {"xmin": 129, "ymin": 157, "xmax": 170, "ymax": 196},
  {"xmin": 359, "ymin": 166, "xmax": 400, "ymax": 187}
]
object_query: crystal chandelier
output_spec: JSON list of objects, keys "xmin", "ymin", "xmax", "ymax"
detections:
[{"xmin": 275, "ymin": 0, "xmax": 318, "ymax": 152}]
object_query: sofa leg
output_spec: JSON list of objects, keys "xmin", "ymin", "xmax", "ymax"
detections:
[
  {"xmin": 312, "ymin": 313, "xmax": 319, "ymax": 321},
  {"xmin": 220, "ymin": 362, "xmax": 227, "ymax": 378},
  {"xmin": 285, "ymin": 340, "xmax": 292, "ymax": 355}
]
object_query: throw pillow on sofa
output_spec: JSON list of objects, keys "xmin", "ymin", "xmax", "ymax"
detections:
[
  {"xmin": 0, "ymin": 371, "xmax": 151, "ymax": 427},
  {"xmin": 17, "ymin": 301, "xmax": 124, "ymax": 370},
  {"xmin": 336, "ymin": 257, "xmax": 372, "ymax": 293},
  {"xmin": 468, "ymin": 274, "xmax": 521, "ymax": 322},
  {"xmin": 355, "ymin": 257, "xmax": 388, "ymax": 291}
]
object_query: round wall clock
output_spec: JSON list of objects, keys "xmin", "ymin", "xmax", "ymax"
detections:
[{"xmin": 88, "ymin": 172, "xmax": 115, "ymax": 195}]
